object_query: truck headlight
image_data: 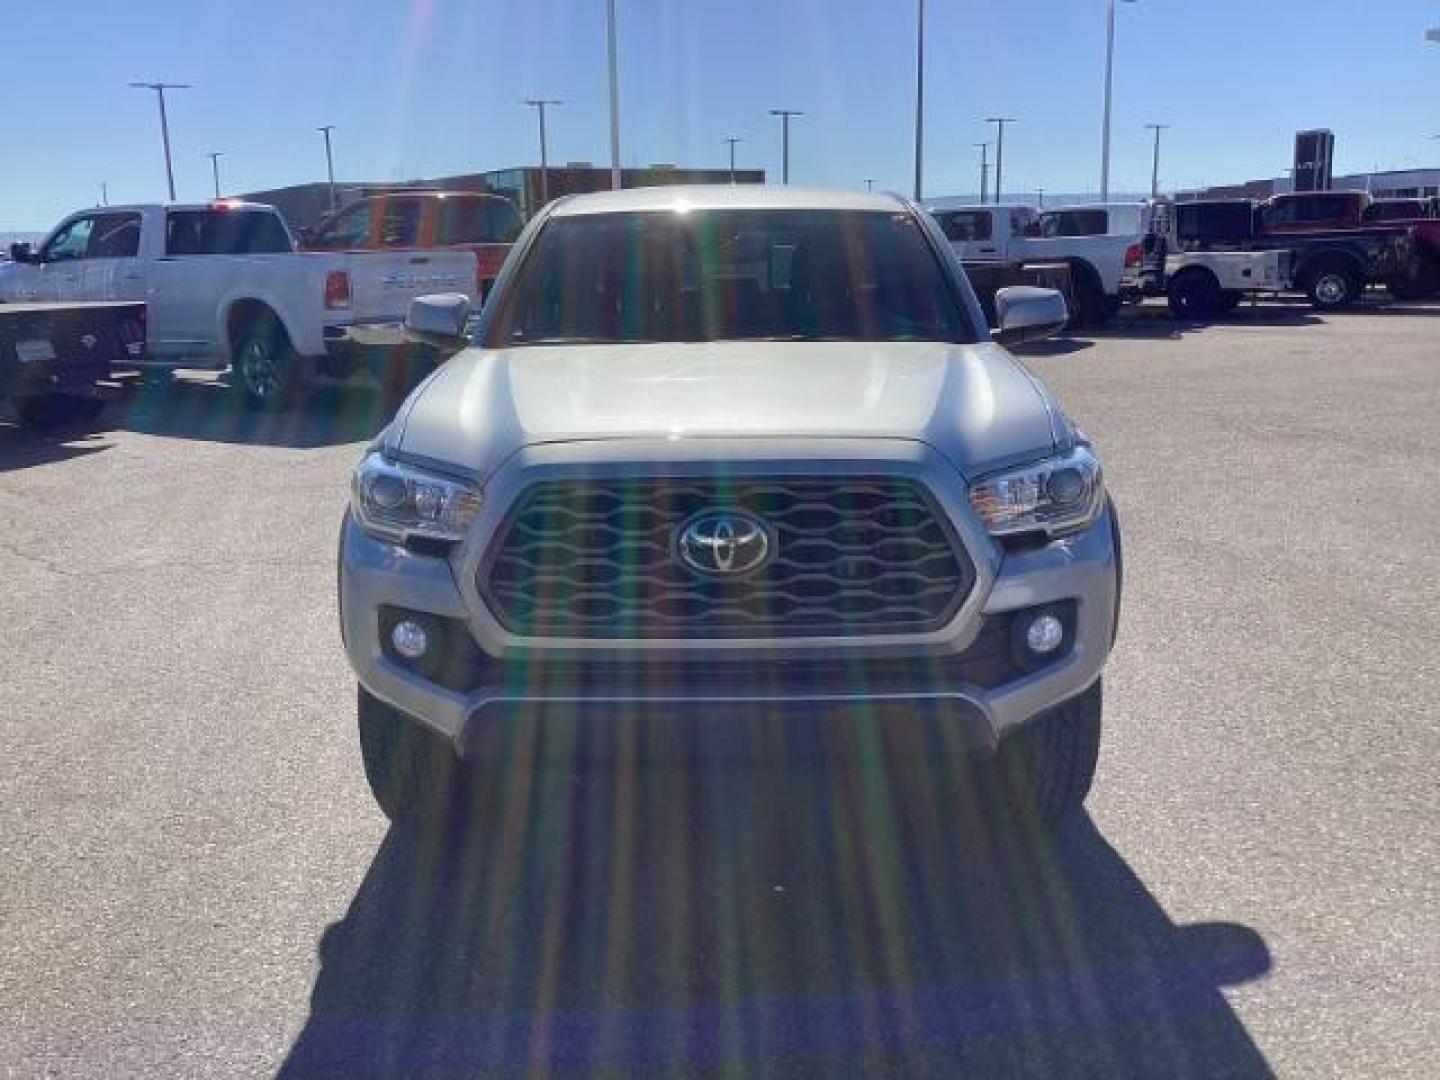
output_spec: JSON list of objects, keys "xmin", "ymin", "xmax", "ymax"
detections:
[
  {"xmin": 968, "ymin": 445, "xmax": 1104, "ymax": 538},
  {"xmin": 350, "ymin": 452, "xmax": 482, "ymax": 544}
]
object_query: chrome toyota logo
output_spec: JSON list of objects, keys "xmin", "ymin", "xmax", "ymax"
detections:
[{"xmin": 677, "ymin": 510, "xmax": 772, "ymax": 577}]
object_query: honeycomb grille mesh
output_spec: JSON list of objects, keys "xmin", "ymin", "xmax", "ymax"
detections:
[{"xmin": 481, "ymin": 476, "xmax": 971, "ymax": 639}]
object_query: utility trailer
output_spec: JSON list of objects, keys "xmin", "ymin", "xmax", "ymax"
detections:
[{"xmin": 0, "ymin": 301, "xmax": 144, "ymax": 427}]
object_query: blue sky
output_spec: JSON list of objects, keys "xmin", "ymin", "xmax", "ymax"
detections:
[{"xmin": 3, "ymin": 0, "xmax": 1438, "ymax": 230}]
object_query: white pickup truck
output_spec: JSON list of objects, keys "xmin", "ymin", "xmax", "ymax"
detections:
[
  {"xmin": 928, "ymin": 202, "xmax": 1152, "ymax": 328},
  {"xmin": 0, "ymin": 202, "xmax": 478, "ymax": 407}
]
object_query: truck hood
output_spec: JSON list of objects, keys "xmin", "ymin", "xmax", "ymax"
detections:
[{"xmin": 392, "ymin": 341, "xmax": 1059, "ymax": 481}]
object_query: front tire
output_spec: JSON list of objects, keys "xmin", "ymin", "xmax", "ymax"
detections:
[
  {"xmin": 358, "ymin": 686, "xmax": 463, "ymax": 825},
  {"xmin": 999, "ymin": 680, "xmax": 1103, "ymax": 826}
]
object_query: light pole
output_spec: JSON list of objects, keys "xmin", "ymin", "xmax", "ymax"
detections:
[
  {"xmin": 1145, "ymin": 123, "xmax": 1168, "ymax": 198},
  {"xmin": 101, "ymin": 182, "xmax": 109, "ymax": 207},
  {"xmin": 986, "ymin": 118, "xmax": 1014, "ymax": 204},
  {"xmin": 523, "ymin": 99, "xmax": 563, "ymax": 205},
  {"xmin": 913, "ymin": 0, "xmax": 926, "ymax": 200},
  {"xmin": 606, "ymin": 0, "xmax": 622, "ymax": 190},
  {"xmin": 974, "ymin": 142, "xmax": 990, "ymax": 203},
  {"xmin": 206, "ymin": 152, "xmax": 224, "ymax": 199},
  {"xmin": 723, "ymin": 137, "xmax": 741, "ymax": 183},
  {"xmin": 129, "ymin": 82, "xmax": 189, "ymax": 201},
  {"xmin": 317, "ymin": 126, "xmax": 338, "ymax": 211},
  {"xmin": 1101, "ymin": 0, "xmax": 1138, "ymax": 202},
  {"xmin": 865, "ymin": 179, "xmax": 875, "ymax": 191},
  {"xmin": 770, "ymin": 109, "xmax": 803, "ymax": 184}
]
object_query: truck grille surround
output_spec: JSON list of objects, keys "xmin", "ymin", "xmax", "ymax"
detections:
[{"xmin": 480, "ymin": 476, "xmax": 974, "ymax": 639}]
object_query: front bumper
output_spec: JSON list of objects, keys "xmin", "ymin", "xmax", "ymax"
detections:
[{"xmin": 339, "ymin": 441, "xmax": 1120, "ymax": 758}]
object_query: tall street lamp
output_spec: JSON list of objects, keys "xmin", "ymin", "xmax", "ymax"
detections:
[
  {"xmin": 1145, "ymin": 123, "xmax": 1168, "ymax": 198},
  {"xmin": 317, "ymin": 126, "xmax": 338, "ymax": 212},
  {"xmin": 129, "ymin": 81, "xmax": 189, "ymax": 201},
  {"xmin": 206, "ymin": 152, "xmax": 224, "ymax": 199},
  {"xmin": 723, "ymin": 137, "xmax": 742, "ymax": 183},
  {"xmin": 523, "ymin": 99, "xmax": 563, "ymax": 205},
  {"xmin": 974, "ymin": 142, "xmax": 990, "ymax": 203},
  {"xmin": 1101, "ymin": 0, "xmax": 1138, "ymax": 201},
  {"xmin": 606, "ymin": 0, "xmax": 622, "ymax": 190},
  {"xmin": 770, "ymin": 109, "xmax": 803, "ymax": 184},
  {"xmin": 986, "ymin": 118, "xmax": 1014, "ymax": 204},
  {"xmin": 913, "ymin": 0, "xmax": 926, "ymax": 201}
]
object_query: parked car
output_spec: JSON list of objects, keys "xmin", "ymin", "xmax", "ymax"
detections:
[
  {"xmin": 301, "ymin": 190, "xmax": 523, "ymax": 301},
  {"xmin": 339, "ymin": 185, "xmax": 1122, "ymax": 830},
  {"xmin": 1, "ymin": 300, "xmax": 144, "ymax": 426},
  {"xmin": 1162, "ymin": 196, "xmax": 1418, "ymax": 309},
  {"xmin": 929, "ymin": 202, "xmax": 1150, "ymax": 328},
  {"xmin": 1258, "ymin": 190, "xmax": 1440, "ymax": 300},
  {"xmin": 0, "ymin": 202, "xmax": 479, "ymax": 407}
]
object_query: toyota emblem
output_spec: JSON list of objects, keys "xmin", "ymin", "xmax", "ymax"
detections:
[{"xmin": 676, "ymin": 510, "xmax": 772, "ymax": 577}]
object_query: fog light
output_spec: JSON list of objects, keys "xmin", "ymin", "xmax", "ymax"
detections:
[
  {"xmin": 390, "ymin": 619, "xmax": 430, "ymax": 660},
  {"xmin": 1025, "ymin": 613, "xmax": 1065, "ymax": 655}
]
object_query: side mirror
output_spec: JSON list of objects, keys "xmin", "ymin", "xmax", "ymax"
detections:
[
  {"xmin": 297, "ymin": 226, "xmax": 316, "ymax": 245},
  {"xmin": 992, "ymin": 286, "xmax": 1068, "ymax": 346},
  {"xmin": 9, "ymin": 242, "xmax": 35, "ymax": 263},
  {"xmin": 405, "ymin": 293, "xmax": 472, "ymax": 350}
]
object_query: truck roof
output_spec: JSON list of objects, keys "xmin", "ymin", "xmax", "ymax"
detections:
[
  {"xmin": 73, "ymin": 201, "xmax": 279, "ymax": 214},
  {"xmin": 548, "ymin": 185, "xmax": 909, "ymax": 217}
]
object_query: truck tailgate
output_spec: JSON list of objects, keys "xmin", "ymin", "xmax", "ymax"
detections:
[{"xmin": 344, "ymin": 250, "xmax": 478, "ymax": 323}]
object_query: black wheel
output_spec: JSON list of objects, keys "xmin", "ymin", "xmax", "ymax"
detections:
[
  {"xmin": 231, "ymin": 309, "xmax": 300, "ymax": 409},
  {"xmin": 1167, "ymin": 270, "xmax": 1222, "ymax": 320},
  {"xmin": 1066, "ymin": 267, "xmax": 1106, "ymax": 330},
  {"xmin": 357, "ymin": 686, "xmax": 463, "ymax": 825},
  {"xmin": 998, "ymin": 680, "xmax": 1103, "ymax": 826},
  {"xmin": 1305, "ymin": 259, "xmax": 1362, "ymax": 310}
]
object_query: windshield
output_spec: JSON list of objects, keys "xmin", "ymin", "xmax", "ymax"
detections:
[{"xmin": 485, "ymin": 208, "xmax": 975, "ymax": 347}]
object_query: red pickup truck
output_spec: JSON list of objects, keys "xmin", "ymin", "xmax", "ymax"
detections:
[
  {"xmin": 1259, "ymin": 191, "xmax": 1440, "ymax": 299},
  {"xmin": 300, "ymin": 191, "xmax": 524, "ymax": 300}
]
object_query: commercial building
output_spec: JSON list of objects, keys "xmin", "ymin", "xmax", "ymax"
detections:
[
  {"xmin": 1177, "ymin": 166, "xmax": 1440, "ymax": 203},
  {"xmin": 241, "ymin": 165, "xmax": 764, "ymax": 232}
]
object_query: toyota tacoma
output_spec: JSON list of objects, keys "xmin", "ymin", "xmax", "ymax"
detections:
[{"xmin": 338, "ymin": 186, "xmax": 1122, "ymax": 827}]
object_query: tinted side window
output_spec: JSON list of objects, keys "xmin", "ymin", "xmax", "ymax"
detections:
[
  {"xmin": 1041, "ymin": 210, "xmax": 1108, "ymax": 237},
  {"xmin": 436, "ymin": 199, "xmax": 488, "ymax": 245},
  {"xmin": 487, "ymin": 200, "xmax": 524, "ymax": 243},
  {"xmin": 311, "ymin": 202, "xmax": 373, "ymax": 248},
  {"xmin": 165, "ymin": 211, "xmax": 292, "ymax": 255},
  {"xmin": 379, "ymin": 200, "xmax": 422, "ymax": 247},
  {"xmin": 937, "ymin": 211, "xmax": 992, "ymax": 242},
  {"xmin": 88, "ymin": 213, "xmax": 142, "ymax": 258}
]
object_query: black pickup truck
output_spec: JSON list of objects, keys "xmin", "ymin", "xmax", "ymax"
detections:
[
  {"xmin": 1168, "ymin": 198, "xmax": 1416, "ymax": 309},
  {"xmin": 0, "ymin": 301, "xmax": 144, "ymax": 426}
]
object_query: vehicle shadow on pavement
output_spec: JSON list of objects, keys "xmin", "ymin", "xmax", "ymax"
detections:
[
  {"xmin": 117, "ymin": 375, "xmax": 397, "ymax": 449},
  {"xmin": 0, "ymin": 376, "xmax": 395, "ymax": 467},
  {"xmin": 279, "ymin": 735, "xmax": 1274, "ymax": 1079}
]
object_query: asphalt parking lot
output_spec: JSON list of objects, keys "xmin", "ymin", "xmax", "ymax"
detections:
[{"xmin": 2, "ymin": 301, "xmax": 1437, "ymax": 1078}]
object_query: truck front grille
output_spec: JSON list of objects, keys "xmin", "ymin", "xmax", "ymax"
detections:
[{"xmin": 480, "ymin": 476, "xmax": 972, "ymax": 639}]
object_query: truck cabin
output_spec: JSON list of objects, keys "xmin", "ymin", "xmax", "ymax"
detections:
[
  {"xmin": 1171, "ymin": 200, "xmax": 1260, "ymax": 248},
  {"xmin": 1040, "ymin": 203, "xmax": 1152, "ymax": 238},
  {"xmin": 1258, "ymin": 191, "xmax": 1370, "ymax": 232}
]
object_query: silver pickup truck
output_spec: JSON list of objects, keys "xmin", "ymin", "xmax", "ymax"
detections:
[
  {"xmin": 338, "ymin": 186, "xmax": 1122, "ymax": 829},
  {"xmin": 0, "ymin": 202, "xmax": 477, "ymax": 407}
]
